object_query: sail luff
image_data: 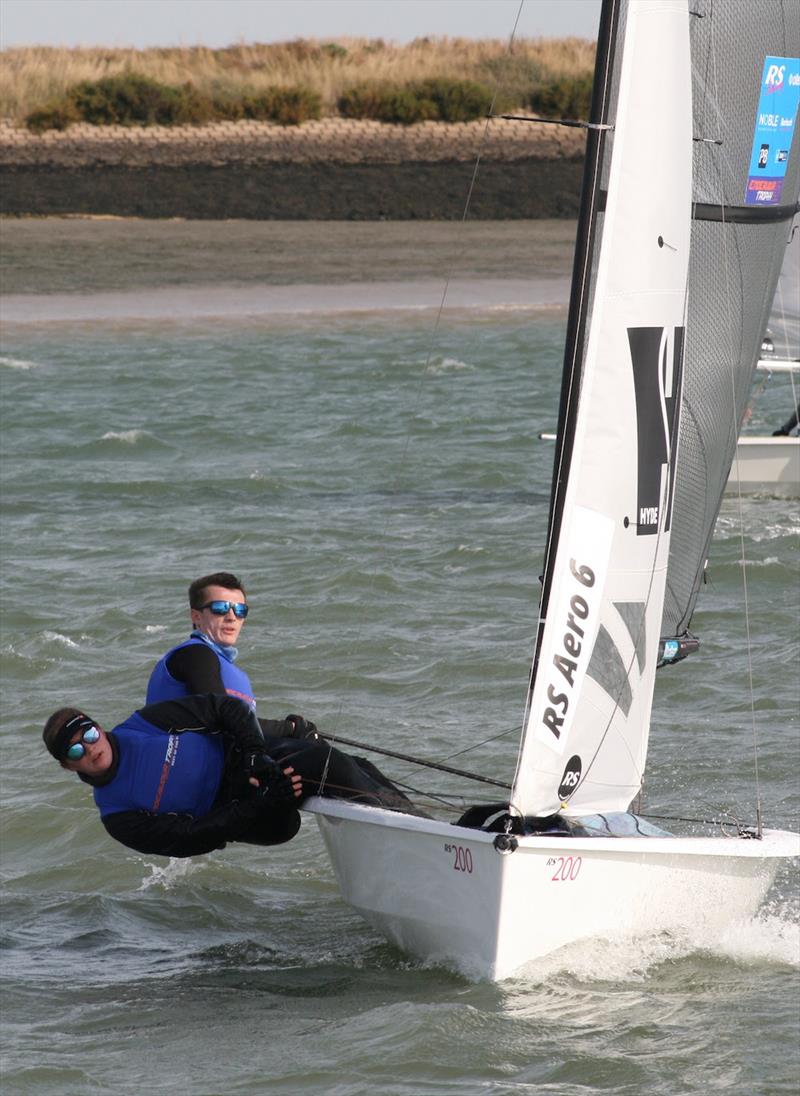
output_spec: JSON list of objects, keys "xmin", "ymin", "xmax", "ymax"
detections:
[
  {"xmin": 513, "ymin": 0, "xmax": 694, "ymax": 819},
  {"xmin": 521, "ymin": 0, "xmax": 621, "ymax": 730}
]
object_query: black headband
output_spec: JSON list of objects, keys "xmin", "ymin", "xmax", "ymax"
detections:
[{"xmin": 50, "ymin": 713, "xmax": 95, "ymax": 760}]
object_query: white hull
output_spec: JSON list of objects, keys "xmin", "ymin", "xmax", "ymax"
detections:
[
  {"xmin": 726, "ymin": 436, "xmax": 800, "ymax": 497},
  {"xmin": 305, "ymin": 798, "xmax": 799, "ymax": 981}
]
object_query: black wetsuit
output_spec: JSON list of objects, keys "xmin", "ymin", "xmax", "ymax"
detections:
[
  {"xmin": 147, "ymin": 641, "xmax": 303, "ymax": 738},
  {"xmin": 82, "ymin": 694, "xmax": 417, "ymax": 858}
]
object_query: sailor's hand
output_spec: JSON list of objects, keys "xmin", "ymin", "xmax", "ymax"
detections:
[
  {"xmin": 246, "ymin": 751, "xmax": 280, "ymax": 782},
  {"xmin": 246, "ymin": 754, "xmax": 303, "ymax": 804},
  {"xmin": 284, "ymin": 713, "xmax": 319, "ymax": 741}
]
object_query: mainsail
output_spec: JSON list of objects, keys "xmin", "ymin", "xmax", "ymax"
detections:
[
  {"xmin": 512, "ymin": 0, "xmax": 800, "ymax": 819},
  {"xmin": 662, "ymin": 5, "xmax": 800, "ymax": 636}
]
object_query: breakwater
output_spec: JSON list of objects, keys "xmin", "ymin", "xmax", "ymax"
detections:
[{"xmin": 0, "ymin": 117, "xmax": 585, "ymax": 219}]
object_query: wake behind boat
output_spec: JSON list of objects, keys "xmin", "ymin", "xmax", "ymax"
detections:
[{"xmin": 305, "ymin": 0, "xmax": 800, "ymax": 980}]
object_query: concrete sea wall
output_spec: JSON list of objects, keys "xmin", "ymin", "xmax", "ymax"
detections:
[{"xmin": 0, "ymin": 118, "xmax": 585, "ymax": 219}]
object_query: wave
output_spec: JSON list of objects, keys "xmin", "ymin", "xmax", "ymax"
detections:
[
  {"xmin": 83, "ymin": 429, "xmax": 173, "ymax": 453},
  {"xmin": 0, "ymin": 355, "xmax": 38, "ymax": 370},
  {"xmin": 137, "ymin": 856, "xmax": 203, "ymax": 892},
  {"xmin": 738, "ymin": 555, "xmax": 780, "ymax": 567},
  {"xmin": 714, "ymin": 905, "xmax": 800, "ymax": 968},
  {"xmin": 42, "ymin": 630, "xmax": 79, "ymax": 649},
  {"xmin": 100, "ymin": 429, "xmax": 152, "ymax": 445},
  {"xmin": 503, "ymin": 905, "xmax": 800, "ymax": 990},
  {"xmin": 426, "ymin": 356, "xmax": 472, "ymax": 375}
]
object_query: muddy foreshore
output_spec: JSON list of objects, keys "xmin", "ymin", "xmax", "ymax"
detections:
[{"xmin": 0, "ymin": 118, "xmax": 585, "ymax": 220}]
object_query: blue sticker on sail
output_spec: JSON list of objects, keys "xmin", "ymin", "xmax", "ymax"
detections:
[{"xmin": 745, "ymin": 56, "xmax": 800, "ymax": 206}]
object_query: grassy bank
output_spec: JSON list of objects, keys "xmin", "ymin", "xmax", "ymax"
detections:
[{"xmin": 0, "ymin": 37, "xmax": 596, "ymax": 127}]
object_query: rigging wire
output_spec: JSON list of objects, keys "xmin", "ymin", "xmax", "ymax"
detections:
[
  {"xmin": 509, "ymin": 0, "xmax": 621, "ymax": 808},
  {"xmin": 703, "ymin": 7, "xmax": 765, "ymax": 837},
  {"xmin": 390, "ymin": 723, "xmax": 521, "ymax": 787},
  {"xmin": 315, "ymin": 0, "xmax": 531, "ymax": 797}
]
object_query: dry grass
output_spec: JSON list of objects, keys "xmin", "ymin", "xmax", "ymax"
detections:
[{"xmin": 0, "ymin": 37, "xmax": 596, "ymax": 121}]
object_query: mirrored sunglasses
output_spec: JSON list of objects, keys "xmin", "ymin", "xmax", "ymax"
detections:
[
  {"xmin": 65, "ymin": 725, "xmax": 101, "ymax": 761},
  {"xmin": 200, "ymin": 600, "xmax": 249, "ymax": 619}
]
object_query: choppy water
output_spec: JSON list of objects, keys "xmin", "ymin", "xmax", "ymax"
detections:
[{"xmin": 1, "ymin": 219, "xmax": 798, "ymax": 1095}]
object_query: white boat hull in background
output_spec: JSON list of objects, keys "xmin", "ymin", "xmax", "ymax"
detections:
[
  {"xmin": 305, "ymin": 799, "xmax": 799, "ymax": 981},
  {"xmin": 726, "ymin": 436, "xmax": 800, "ymax": 497}
]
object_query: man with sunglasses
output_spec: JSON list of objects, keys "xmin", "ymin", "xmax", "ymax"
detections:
[
  {"xmin": 146, "ymin": 571, "xmax": 316, "ymax": 741},
  {"xmin": 43, "ymin": 693, "xmax": 420, "ymax": 859}
]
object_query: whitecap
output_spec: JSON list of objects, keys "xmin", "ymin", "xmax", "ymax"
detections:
[
  {"xmin": 137, "ymin": 856, "xmax": 202, "ymax": 891},
  {"xmin": 100, "ymin": 429, "xmax": 148, "ymax": 444},
  {"xmin": 144, "ymin": 624, "xmax": 168, "ymax": 634},
  {"xmin": 426, "ymin": 357, "xmax": 472, "ymax": 375},
  {"xmin": 42, "ymin": 630, "xmax": 79, "ymax": 649},
  {"xmin": 0, "ymin": 355, "xmax": 37, "ymax": 370}
]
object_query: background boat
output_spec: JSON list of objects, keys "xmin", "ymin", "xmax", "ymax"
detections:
[{"xmin": 728, "ymin": 218, "xmax": 800, "ymax": 496}]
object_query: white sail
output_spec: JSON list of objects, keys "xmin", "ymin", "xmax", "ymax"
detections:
[
  {"xmin": 512, "ymin": 0, "xmax": 693, "ymax": 817},
  {"xmin": 760, "ymin": 217, "xmax": 800, "ymax": 365}
]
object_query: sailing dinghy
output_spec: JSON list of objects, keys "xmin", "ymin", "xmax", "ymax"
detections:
[
  {"xmin": 728, "ymin": 218, "xmax": 800, "ymax": 496},
  {"xmin": 305, "ymin": 0, "xmax": 800, "ymax": 980}
]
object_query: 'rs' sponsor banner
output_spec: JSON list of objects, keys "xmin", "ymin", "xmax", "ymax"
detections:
[{"xmin": 745, "ymin": 55, "xmax": 800, "ymax": 206}]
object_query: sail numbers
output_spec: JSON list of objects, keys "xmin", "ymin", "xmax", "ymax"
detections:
[
  {"xmin": 444, "ymin": 843, "xmax": 474, "ymax": 873},
  {"xmin": 547, "ymin": 856, "xmax": 582, "ymax": 882},
  {"xmin": 542, "ymin": 560, "xmax": 595, "ymax": 740}
]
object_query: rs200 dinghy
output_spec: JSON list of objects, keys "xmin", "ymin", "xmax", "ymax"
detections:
[{"xmin": 305, "ymin": 0, "xmax": 800, "ymax": 980}]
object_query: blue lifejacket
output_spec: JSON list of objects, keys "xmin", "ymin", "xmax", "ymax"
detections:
[
  {"xmin": 93, "ymin": 712, "xmax": 225, "ymax": 819},
  {"xmin": 146, "ymin": 637, "xmax": 256, "ymax": 709}
]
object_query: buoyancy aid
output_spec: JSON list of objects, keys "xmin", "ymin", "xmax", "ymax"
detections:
[
  {"xmin": 146, "ymin": 637, "xmax": 256, "ymax": 709},
  {"xmin": 93, "ymin": 711, "xmax": 225, "ymax": 818}
]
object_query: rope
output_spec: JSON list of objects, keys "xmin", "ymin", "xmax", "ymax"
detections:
[{"xmin": 318, "ymin": 732, "xmax": 512, "ymax": 790}]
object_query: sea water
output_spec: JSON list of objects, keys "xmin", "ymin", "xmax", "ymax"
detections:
[{"xmin": 1, "ymin": 220, "xmax": 798, "ymax": 1095}]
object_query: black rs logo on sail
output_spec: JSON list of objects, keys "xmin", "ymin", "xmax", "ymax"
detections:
[
  {"xmin": 558, "ymin": 755, "xmax": 582, "ymax": 800},
  {"xmin": 627, "ymin": 327, "xmax": 684, "ymax": 536}
]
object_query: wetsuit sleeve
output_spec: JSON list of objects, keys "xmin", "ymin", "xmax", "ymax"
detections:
[
  {"xmin": 164, "ymin": 642, "xmax": 225, "ymax": 693},
  {"xmin": 101, "ymin": 797, "xmax": 300, "ymax": 858},
  {"xmin": 159, "ymin": 650, "xmax": 297, "ymax": 739},
  {"xmin": 135, "ymin": 694, "xmax": 266, "ymax": 755},
  {"xmin": 259, "ymin": 717, "xmax": 295, "ymax": 737},
  {"xmin": 138, "ymin": 690, "xmax": 292, "ymax": 746}
]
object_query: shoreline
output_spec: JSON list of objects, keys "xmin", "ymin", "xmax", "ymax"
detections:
[{"xmin": 0, "ymin": 118, "xmax": 585, "ymax": 220}]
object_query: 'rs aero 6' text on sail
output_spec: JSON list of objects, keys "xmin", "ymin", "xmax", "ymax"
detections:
[{"xmin": 542, "ymin": 560, "xmax": 596, "ymax": 741}]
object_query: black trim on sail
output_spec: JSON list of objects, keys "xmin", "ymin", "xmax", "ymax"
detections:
[
  {"xmin": 527, "ymin": 0, "xmax": 621, "ymax": 696},
  {"xmin": 596, "ymin": 196, "xmax": 800, "ymax": 224},
  {"xmin": 692, "ymin": 201, "xmax": 800, "ymax": 224}
]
